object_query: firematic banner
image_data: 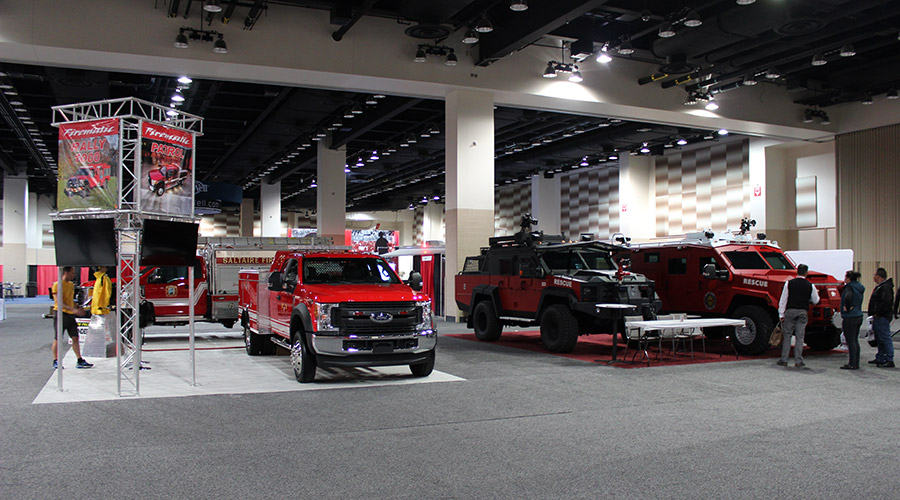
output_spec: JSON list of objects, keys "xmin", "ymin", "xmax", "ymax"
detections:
[
  {"xmin": 57, "ymin": 118, "xmax": 120, "ymax": 210},
  {"xmin": 139, "ymin": 122, "xmax": 194, "ymax": 215}
]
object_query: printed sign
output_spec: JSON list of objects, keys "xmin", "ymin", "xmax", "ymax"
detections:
[
  {"xmin": 57, "ymin": 118, "xmax": 120, "ymax": 210},
  {"xmin": 140, "ymin": 122, "xmax": 194, "ymax": 215}
]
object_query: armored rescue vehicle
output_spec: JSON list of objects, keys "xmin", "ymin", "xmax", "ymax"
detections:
[
  {"xmin": 455, "ymin": 215, "xmax": 660, "ymax": 353},
  {"xmin": 626, "ymin": 219, "xmax": 843, "ymax": 355}
]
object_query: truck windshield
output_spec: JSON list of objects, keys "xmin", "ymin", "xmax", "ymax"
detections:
[
  {"xmin": 760, "ymin": 251, "xmax": 794, "ymax": 270},
  {"xmin": 722, "ymin": 250, "xmax": 769, "ymax": 269},
  {"xmin": 303, "ymin": 258, "xmax": 400, "ymax": 285},
  {"xmin": 540, "ymin": 248, "xmax": 615, "ymax": 274},
  {"xmin": 76, "ymin": 168, "xmax": 93, "ymax": 176}
]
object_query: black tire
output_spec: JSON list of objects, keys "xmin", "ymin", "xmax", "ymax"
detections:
[
  {"xmin": 805, "ymin": 324, "xmax": 841, "ymax": 350},
  {"xmin": 730, "ymin": 305, "xmax": 775, "ymax": 355},
  {"xmin": 244, "ymin": 324, "xmax": 275, "ymax": 355},
  {"xmin": 540, "ymin": 304, "xmax": 579, "ymax": 353},
  {"xmin": 472, "ymin": 300, "xmax": 502, "ymax": 341},
  {"xmin": 410, "ymin": 350, "xmax": 435, "ymax": 377},
  {"xmin": 291, "ymin": 331, "xmax": 316, "ymax": 383},
  {"xmin": 154, "ymin": 182, "xmax": 165, "ymax": 196}
]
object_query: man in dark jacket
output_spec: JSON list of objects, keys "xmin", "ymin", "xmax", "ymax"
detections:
[
  {"xmin": 867, "ymin": 268, "xmax": 894, "ymax": 368},
  {"xmin": 777, "ymin": 263, "xmax": 820, "ymax": 368}
]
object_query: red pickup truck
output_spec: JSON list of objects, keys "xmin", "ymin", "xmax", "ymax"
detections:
[{"xmin": 238, "ymin": 249, "xmax": 437, "ymax": 382}]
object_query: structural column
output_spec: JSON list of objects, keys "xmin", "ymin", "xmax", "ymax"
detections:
[
  {"xmin": 531, "ymin": 175, "xmax": 561, "ymax": 235},
  {"xmin": 2, "ymin": 174, "xmax": 28, "ymax": 289},
  {"xmin": 317, "ymin": 141, "xmax": 346, "ymax": 245},
  {"xmin": 239, "ymin": 198, "xmax": 254, "ymax": 237},
  {"xmin": 260, "ymin": 176, "xmax": 281, "ymax": 237},
  {"xmin": 618, "ymin": 154, "xmax": 655, "ymax": 241},
  {"xmin": 445, "ymin": 90, "xmax": 495, "ymax": 320}
]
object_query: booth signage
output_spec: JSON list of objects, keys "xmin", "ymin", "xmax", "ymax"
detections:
[
  {"xmin": 139, "ymin": 122, "xmax": 194, "ymax": 215},
  {"xmin": 57, "ymin": 118, "xmax": 120, "ymax": 210}
]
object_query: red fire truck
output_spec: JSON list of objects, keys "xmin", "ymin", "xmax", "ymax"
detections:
[
  {"xmin": 65, "ymin": 164, "xmax": 112, "ymax": 198},
  {"xmin": 147, "ymin": 164, "xmax": 189, "ymax": 196},
  {"xmin": 625, "ymin": 223, "xmax": 843, "ymax": 355}
]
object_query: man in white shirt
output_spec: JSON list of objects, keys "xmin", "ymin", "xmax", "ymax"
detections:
[{"xmin": 777, "ymin": 263, "xmax": 820, "ymax": 368}]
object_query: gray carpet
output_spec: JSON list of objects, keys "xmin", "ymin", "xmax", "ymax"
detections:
[{"xmin": 2, "ymin": 302, "xmax": 898, "ymax": 498}]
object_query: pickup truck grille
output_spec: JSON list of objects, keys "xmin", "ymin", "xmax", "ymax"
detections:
[{"xmin": 334, "ymin": 301, "xmax": 420, "ymax": 335}]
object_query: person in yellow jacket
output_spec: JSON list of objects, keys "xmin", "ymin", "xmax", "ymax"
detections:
[{"xmin": 91, "ymin": 266, "xmax": 112, "ymax": 315}]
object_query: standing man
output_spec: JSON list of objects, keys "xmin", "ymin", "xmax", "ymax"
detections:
[
  {"xmin": 375, "ymin": 232, "xmax": 390, "ymax": 255},
  {"xmin": 867, "ymin": 268, "xmax": 894, "ymax": 368},
  {"xmin": 51, "ymin": 266, "xmax": 93, "ymax": 369},
  {"xmin": 777, "ymin": 263, "xmax": 820, "ymax": 368}
]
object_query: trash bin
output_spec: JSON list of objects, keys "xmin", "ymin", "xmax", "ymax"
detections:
[{"xmin": 26, "ymin": 282, "xmax": 37, "ymax": 298}]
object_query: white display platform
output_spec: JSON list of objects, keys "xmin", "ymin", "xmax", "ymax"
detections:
[{"xmin": 34, "ymin": 336, "xmax": 463, "ymax": 404}]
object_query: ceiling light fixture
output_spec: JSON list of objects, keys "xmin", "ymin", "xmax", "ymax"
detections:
[
  {"xmin": 764, "ymin": 67, "xmax": 781, "ymax": 79},
  {"xmin": 684, "ymin": 92, "xmax": 699, "ymax": 105},
  {"xmin": 171, "ymin": 88, "xmax": 185, "ymax": 102},
  {"xmin": 742, "ymin": 74, "xmax": 758, "ymax": 86},
  {"xmin": 568, "ymin": 67, "xmax": 583, "ymax": 83},
  {"xmin": 887, "ymin": 88, "xmax": 899, "ymax": 99},
  {"xmin": 203, "ymin": 0, "xmax": 222, "ymax": 12},
  {"xmin": 543, "ymin": 62, "xmax": 558, "ymax": 78},
  {"xmin": 364, "ymin": 95, "xmax": 378, "ymax": 105},
  {"xmin": 862, "ymin": 94, "xmax": 874, "ymax": 105},
  {"xmin": 510, "ymin": 0, "xmax": 528, "ymax": 11},
  {"xmin": 462, "ymin": 30, "xmax": 479, "ymax": 44},
  {"xmin": 445, "ymin": 50, "xmax": 458, "ymax": 66},
  {"xmin": 640, "ymin": 142, "xmax": 650, "ymax": 154},
  {"xmin": 736, "ymin": 0, "xmax": 756, "ymax": 4},
  {"xmin": 414, "ymin": 48, "xmax": 427, "ymax": 63},
  {"xmin": 474, "ymin": 14, "xmax": 493, "ymax": 33},
  {"xmin": 676, "ymin": 138, "xmax": 688, "ymax": 146},
  {"xmin": 684, "ymin": 9, "xmax": 703, "ymax": 27},
  {"xmin": 839, "ymin": 44, "xmax": 856, "ymax": 57},
  {"xmin": 811, "ymin": 53, "xmax": 827, "ymax": 66},
  {"xmin": 617, "ymin": 38, "xmax": 634, "ymax": 55},
  {"xmin": 175, "ymin": 27, "xmax": 227, "ymax": 53},
  {"xmin": 658, "ymin": 22, "xmax": 676, "ymax": 38},
  {"xmin": 596, "ymin": 44, "xmax": 612, "ymax": 63},
  {"xmin": 705, "ymin": 96, "xmax": 719, "ymax": 111},
  {"xmin": 177, "ymin": 76, "xmax": 192, "ymax": 85},
  {"xmin": 718, "ymin": 129, "xmax": 729, "ymax": 135},
  {"xmin": 414, "ymin": 43, "xmax": 460, "ymax": 66}
]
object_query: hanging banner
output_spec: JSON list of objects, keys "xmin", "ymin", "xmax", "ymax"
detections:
[
  {"xmin": 139, "ymin": 122, "xmax": 194, "ymax": 215},
  {"xmin": 57, "ymin": 118, "xmax": 120, "ymax": 210}
]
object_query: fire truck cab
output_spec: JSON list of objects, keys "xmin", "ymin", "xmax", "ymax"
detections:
[
  {"xmin": 65, "ymin": 164, "xmax": 112, "ymax": 198},
  {"xmin": 148, "ymin": 164, "xmax": 188, "ymax": 196}
]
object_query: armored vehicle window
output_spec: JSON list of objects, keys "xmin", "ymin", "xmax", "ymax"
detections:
[
  {"xmin": 498, "ymin": 257, "xmax": 514, "ymax": 275},
  {"xmin": 644, "ymin": 253, "xmax": 659, "ymax": 263},
  {"xmin": 668, "ymin": 258, "xmax": 688, "ymax": 274},
  {"xmin": 723, "ymin": 251, "xmax": 768, "ymax": 269},
  {"xmin": 540, "ymin": 248, "xmax": 614, "ymax": 273},
  {"xmin": 462, "ymin": 256, "xmax": 483, "ymax": 273},
  {"xmin": 760, "ymin": 251, "xmax": 794, "ymax": 270}
]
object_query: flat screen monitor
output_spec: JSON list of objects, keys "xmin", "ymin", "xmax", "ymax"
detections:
[
  {"xmin": 140, "ymin": 219, "xmax": 198, "ymax": 266},
  {"xmin": 52, "ymin": 218, "xmax": 117, "ymax": 266}
]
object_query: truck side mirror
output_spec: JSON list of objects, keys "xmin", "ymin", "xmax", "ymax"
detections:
[
  {"xmin": 701, "ymin": 263, "xmax": 717, "ymax": 280},
  {"xmin": 147, "ymin": 269, "xmax": 163, "ymax": 284},
  {"xmin": 408, "ymin": 272, "xmax": 423, "ymax": 291},
  {"xmin": 267, "ymin": 271, "xmax": 283, "ymax": 291}
]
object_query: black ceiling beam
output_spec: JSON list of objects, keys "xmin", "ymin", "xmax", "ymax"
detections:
[
  {"xmin": 475, "ymin": 0, "xmax": 610, "ymax": 67},
  {"xmin": 331, "ymin": 0, "xmax": 378, "ymax": 41},
  {"xmin": 330, "ymin": 97, "xmax": 425, "ymax": 149}
]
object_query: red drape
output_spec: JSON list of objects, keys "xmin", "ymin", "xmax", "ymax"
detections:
[
  {"xmin": 80, "ymin": 267, "xmax": 89, "ymax": 283},
  {"xmin": 0, "ymin": 264, "xmax": 3, "ymax": 282},
  {"xmin": 36, "ymin": 266, "xmax": 59, "ymax": 296},
  {"xmin": 421, "ymin": 255, "xmax": 435, "ymax": 311}
]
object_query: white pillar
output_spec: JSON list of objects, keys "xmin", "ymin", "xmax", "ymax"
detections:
[
  {"xmin": 260, "ymin": 177, "xmax": 281, "ymax": 237},
  {"xmin": 445, "ymin": 89, "xmax": 494, "ymax": 320},
  {"xmin": 531, "ymin": 175, "xmax": 561, "ymax": 235},
  {"xmin": 2, "ymin": 174, "xmax": 28, "ymax": 288},
  {"xmin": 317, "ymin": 141, "xmax": 346, "ymax": 245},
  {"xmin": 619, "ymin": 155, "xmax": 655, "ymax": 241}
]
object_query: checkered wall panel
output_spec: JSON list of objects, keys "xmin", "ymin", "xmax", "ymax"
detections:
[
  {"xmin": 495, "ymin": 183, "xmax": 531, "ymax": 235},
  {"xmin": 560, "ymin": 168, "xmax": 620, "ymax": 239},
  {"xmin": 413, "ymin": 207, "xmax": 424, "ymax": 246},
  {"xmin": 655, "ymin": 140, "xmax": 749, "ymax": 236}
]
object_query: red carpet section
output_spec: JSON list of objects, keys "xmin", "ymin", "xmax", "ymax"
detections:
[{"xmin": 447, "ymin": 331, "xmax": 839, "ymax": 369}]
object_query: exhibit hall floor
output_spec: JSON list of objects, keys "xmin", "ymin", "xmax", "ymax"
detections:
[{"xmin": 3, "ymin": 301, "xmax": 900, "ymax": 499}]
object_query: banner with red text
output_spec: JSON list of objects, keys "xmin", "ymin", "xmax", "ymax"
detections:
[
  {"xmin": 57, "ymin": 118, "xmax": 120, "ymax": 210},
  {"xmin": 139, "ymin": 122, "xmax": 194, "ymax": 215}
]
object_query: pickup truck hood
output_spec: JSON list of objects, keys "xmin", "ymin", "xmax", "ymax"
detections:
[{"xmin": 303, "ymin": 283, "xmax": 429, "ymax": 303}]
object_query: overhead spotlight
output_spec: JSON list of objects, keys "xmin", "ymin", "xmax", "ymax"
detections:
[
  {"xmin": 370, "ymin": 150, "xmax": 380, "ymax": 161},
  {"xmin": 474, "ymin": 14, "xmax": 493, "ymax": 33},
  {"xmin": 445, "ymin": 50, "xmax": 458, "ymax": 66},
  {"xmin": 331, "ymin": 117, "xmax": 343, "ymax": 127},
  {"xmin": 676, "ymin": 138, "xmax": 688, "ymax": 146},
  {"xmin": 742, "ymin": 74, "xmax": 758, "ymax": 86},
  {"xmin": 705, "ymin": 97, "xmax": 719, "ymax": 111},
  {"xmin": 658, "ymin": 22, "xmax": 676, "ymax": 38},
  {"xmin": 579, "ymin": 157, "xmax": 589, "ymax": 167},
  {"xmin": 736, "ymin": 0, "xmax": 755, "ymax": 4},
  {"xmin": 803, "ymin": 109, "xmax": 815, "ymax": 123},
  {"xmin": 684, "ymin": 92, "xmax": 699, "ymax": 105},
  {"xmin": 639, "ymin": 143, "xmax": 650, "ymax": 154},
  {"xmin": 310, "ymin": 179, "xmax": 317, "ymax": 188},
  {"xmin": 641, "ymin": 9, "xmax": 651, "ymax": 22},
  {"xmin": 351, "ymin": 105, "xmax": 363, "ymax": 115},
  {"xmin": 343, "ymin": 108, "xmax": 355, "ymax": 118},
  {"xmin": 811, "ymin": 53, "xmax": 827, "ymax": 66},
  {"xmin": 819, "ymin": 113, "xmax": 831, "ymax": 125},
  {"xmin": 420, "ymin": 128, "xmax": 431, "ymax": 138},
  {"xmin": 177, "ymin": 76, "xmax": 193, "ymax": 85},
  {"xmin": 596, "ymin": 45, "xmax": 612, "ymax": 63},
  {"xmin": 365, "ymin": 95, "xmax": 378, "ymax": 105},
  {"xmin": 356, "ymin": 157, "xmax": 364, "ymax": 167},
  {"xmin": 171, "ymin": 88, "xmax": 185, "ymax": 102},
  {"xmin": 887, "ymin": 88, "xmax": 899, "ymax": 99},
  {"xmin": 174, "ymin": 31, "xmax": 189, "ymax": 48},
  {"xmin": 764, "ymin": 67, "xmax": 781, "ymax": 79},
  {"xmin": 406, "ymin": 133, "xmax": 417, "ymax": 144},
  {"xmin": 543, "ymin": 62, "xmax": 558, "ymax": 78},
  {"xmin": 839, "ymin": 44, "xmax": 856, "ymax": 57},
  {"xmin": 399, "ymin": 141, "xmax": 410, "ymax": 148},
  {"xmin": 203, "ymin": 0, "xmax": 222, "ymax": 13},
  {"xmin": 718, "ymin": 129, "xmax": 729, "ymax": 136},
  {"xmin": 608, "ymin": 153, "xmax": 618, "ymax": 160},
  {"xmin": 617, "ymin": 38, "xmax": 634, "ymax": 55},
  {"xmin": 568, "ymin": 67, "xmax": 583, "ymax": 83},
  {"xmin": 703, "ymin": 132, "xmax": 715, "ymax": 140},
  {"xmin": 509, "ymin": 0, "xmax": 528, "ymax": 11},
  {"xmin": 462, "ymin": 30, "xmax": 479, "ymax": 44},
  {"xmin": 213, "ymin": 35, "xmax": 227, "ymax": 54},
  {"xmin": 386, "ymin": 144, "xmax": 398, "ymax": 152},
  {"xmin": 429, "ymin": 123, "xmax": 441, "ymax": 134},
  {"xmin": 414, "ymin": 48, "xmax": 427, "ymax": 63},
  {"xmin": 862, "ymin": 94, "xmax": 874, "ymax": 105},
  {"xmin": 684, "ymin": 9, "xmax": 703, "ymax": 27},
  {"xmin": 166, "ymin": 109, "xmax": 178, "ymax": 117}
]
